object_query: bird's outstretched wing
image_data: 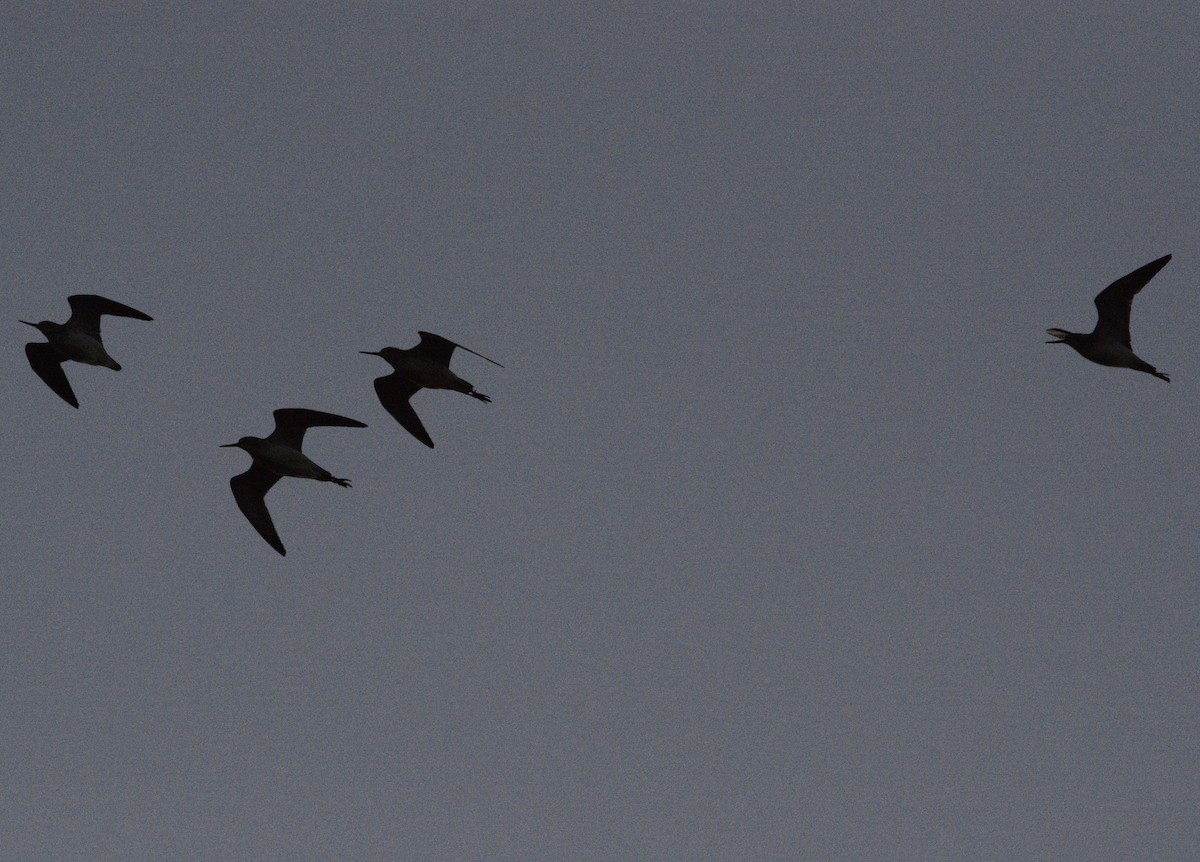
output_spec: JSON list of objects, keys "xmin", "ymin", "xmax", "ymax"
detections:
[
  {"xmin": 230, "ymin": 463, "xmax": 285, "ymax": 555},
  {"xmin": 415, "ymin": 331, "xmax": 504, "ymax": 368},
  {"xmin": 411, "ymin": 331, "xmax": 458, "ymax": 367},
  {"xmin": 25, "ymin": 342, "xmax": 79, "ymax": 408},
  {"xmin": 66, "ymin": 295, "xmax": 154, "ymax": 339},
  {"xmin": 267, "ymin": 408, "xmax": 367, "ymax": 450},
  {"xmin": 1093, "ymin": 254, "xmax": 1171, "ymax": 347},
  {"xmin": 374, "ymin": 376, "xmax": 434, "ymax": 448}
]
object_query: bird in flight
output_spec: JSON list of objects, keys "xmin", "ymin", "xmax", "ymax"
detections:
[
  {"xmin": 21, "ymin": 294, "xmax": 154, "ymax": 407},
  {"xmin": 1046, "ymin": 254, "xmax": 1172, "ymax": 382},
  {"xmin": 221, "ymin": 408, "xmax": 367, "ymax": 556},
  {"xmin": 361, "ymin": 331, "xmax": 503, "ymax": 448}
]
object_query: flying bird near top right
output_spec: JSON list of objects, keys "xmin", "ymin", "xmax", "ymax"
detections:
[
  {"xmin": 362, "ymin": 331, "xmax": 503, "ymax": 448},
  {"xmin": 1046, "ymin": 254, "xmax": 1172, "ymax": 382}
]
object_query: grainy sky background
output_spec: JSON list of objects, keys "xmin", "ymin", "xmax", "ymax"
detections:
[{"xmin": 3, "ymin": 3, "xmax": 1198, "ymax": 860}]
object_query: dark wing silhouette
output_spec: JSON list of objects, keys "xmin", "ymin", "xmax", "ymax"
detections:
[
  {"xmin": 66, "ymin": 295, "xmax": 154, "ymax": 339},
  {"xmin": 25, "ymin": 342, "xmax": 79, "ymax": 408},
  {"xmin": 411, "ymin": 331, "xmax": 458, "ymax": 367},
  {"xmin": 230, "ymin": 463, "xmax": 286, "ymax": 555},
  {"xmin": 374, "ymin": 375, "xmax": 434, "ymax": 448},
  {"xmin": 1093, "ymin": 254, "xmax": 1171, "ymax": 347},
  {"xmin": 268, "ymin": 408, "xmax": 367, "ymax": 450},
  {"xmin": 415, "ymin": 330, "xmax": 504, "ymax": 368}
]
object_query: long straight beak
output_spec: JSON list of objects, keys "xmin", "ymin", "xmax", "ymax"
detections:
[
  {"xmin": 19, "ymin": 320, "xmax": 38, "ymax": 328},
  {"xmin": 219, "ymin": 442, "xmax": 239, "ymax": 448},
  {"xmin": 359, "ymin": 350, "xmax": 382, "ymax": 356}
]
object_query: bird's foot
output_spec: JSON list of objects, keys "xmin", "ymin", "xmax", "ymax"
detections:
[
  {"xmin": 470, "ymin": 391, "xmax": 492, "ymax": 403},
  {"xmin": 331, "ymin": 477, "xmax": 352, "ymax": 488}
]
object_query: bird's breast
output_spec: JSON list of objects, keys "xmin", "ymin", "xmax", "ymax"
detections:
[
  {"xmin": 55, "ymin": 330, "xmax": 117, "ymax": 368},
  {"xmin": 255, "ymin": 444, "xmax": 326, "ymax": 479},
  {"xmin": 1076, "ymin": 340, "xmax": 1137, "ymax": 367},
  {"xmin": 394, "ymin": 358, "xmax": 464, "ymax": 390}
]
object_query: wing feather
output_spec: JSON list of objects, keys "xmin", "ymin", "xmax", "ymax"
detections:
[
  {"xmin": 230, "ymin": 464, "xmax": 285, "ymax": 555},
  {"xmin": 25, "ymin": 342, "xmax": 79, "ymax": 408},
  {"xmin": 373, "ymin": 375, "xmax": 434, "ymax": 448},
  {"xmin": 1093, "ymin": 254, "xmax": 1171, "ymax": 347},
  {"xmin": 414, "ymin": 331, "xmax": 504, "ymax": 368},
  {"xmin": 412, "ymin": 331, "xmax": 457, "ymax": 367},
  {"xmin": 66, "ymin": 295, "xmax": 154, "ymax": 339},
  {"xmin": 268, "ymin": 408, "xmax": 367, "ymax": 449}
]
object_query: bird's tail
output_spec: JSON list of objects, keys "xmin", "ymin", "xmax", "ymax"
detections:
[{"xmin": 1129, "ymin": 356, "xmax": 1170, "ymax": 383}]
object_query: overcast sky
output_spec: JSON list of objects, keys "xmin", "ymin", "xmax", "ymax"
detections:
[{"xmin": 3, "ymin": 3, "xmax": 1198, "ymax": 860}]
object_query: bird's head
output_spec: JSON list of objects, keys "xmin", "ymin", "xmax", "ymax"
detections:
[
  {"xmin": 19, "ymin": 319, "xmax": 54, "ymax": 335},
  {"xmin": 219, "ymin": 436, "xmax": 257, "ymax": 452},
  {"xmin": 360, "ymin": 347, "xmax": 402, "ymax": 363}
]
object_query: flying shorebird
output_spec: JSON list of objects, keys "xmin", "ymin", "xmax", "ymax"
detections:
[
  {"xmin": 361, "ymin": 331, "xmax": 503, "ymax": 448},
  {"xmin": 1046, "ymin": 254, "xmax": 1173, "ymax": 382},
  {"xmin": 221, "ymin": 408, "xmax": 367, "ymax": 556},
  {"xmin": 21, "ymin": 294, "xmax": 154, "ymax": 407}
]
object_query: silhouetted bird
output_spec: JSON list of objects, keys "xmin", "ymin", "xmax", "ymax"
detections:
[
  {"xmin": 221, "ymin": 408, "xmax": 367, "ymax": 556},
  {"xmin": 1046, "ymin": 254, "xmax": 1172, "ymax": 382},
  {"xmin": 361, "ymin": 331, "xmax": 503, "ymax": 448},
  {"xmin": 21, "ymin": 294, "xmax": 154, "ymax": 407}
]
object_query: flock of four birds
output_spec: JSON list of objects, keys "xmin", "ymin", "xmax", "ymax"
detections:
[
  {"xmin": 22, "ymin": 303, "xmax": 503, "ymax": 556},
  {"xmin": 22, "ymin": 253, "xmax": 1173, "ymax": 555}
]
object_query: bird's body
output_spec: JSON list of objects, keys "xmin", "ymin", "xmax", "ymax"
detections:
[
  {"xmin": 362, "ymin": 331, "xmax": 502, "ymax": 448},
  {"xmin": 1046, "ymin": 254, "xmax": 1172, "ymax": 383},
  {"xmin": 384, "ymin": 351, "xmax": 480, "ymax": 393},
  {"xmin": 221, "ymin": 408, "xmax": 366, "ymax": 556},
  {"xmin": 1047, "ymin": 333, "xmax": 1158, "ymax": 375},
  {"xmin": 21, "ymin": 294, "xmax": 153, "ymax": 407},
  {"xmin": 37, "ymin": 323, "xmax": 121, "ymax": 369},
  {"xmin": 228, "ymin": 437, "xmax": 349, "ymax": 484}
]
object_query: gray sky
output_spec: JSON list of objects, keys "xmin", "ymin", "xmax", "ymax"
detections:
[{"xmin": 3, "ymin": 3, "xmax": 1198, "ymax": 860}]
